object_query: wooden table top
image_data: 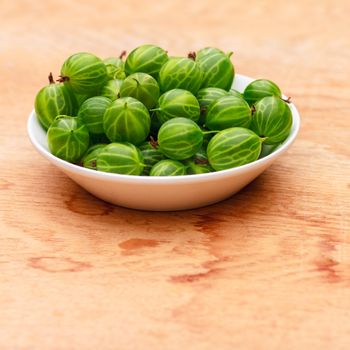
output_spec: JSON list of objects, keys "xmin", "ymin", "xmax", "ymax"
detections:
[{"xmin": 1, "ymin": 1, "xmax": 349, "ymax": 349}]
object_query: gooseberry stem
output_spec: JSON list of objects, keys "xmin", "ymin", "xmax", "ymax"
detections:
[
  {"xmin": 200, "ymin": 106, "xmax": 206, "ymax": 114},
  {"xmin": 48, "ymin": 72, "xmax": 55, "ymax": 84},
  {"xmin": 119, "ymin": 50, "xmax": 127, "ymax": 59},
  {"xmin": 149, "ymin": 136, "xmax": 159, "ymax": 149},
  {"xmin": 57, "ymin": 75, "xmax": 69, "ymax": 83},
  {"xmin": 282, "ymin": 96, "xmax": 292, "ymax": 104},
  {"xmin": 194, "ymin": 157, "xmax": 209, "ymax": 165},
  {"xmin": 188, "ymin": 51, "xmax": 196, "ymax": 61},
  {"xmin": 227, "ymin": 51, "xmax": 234, "ymax": 58},
  {"xmin": 251, "ymin": 105, "xmax": 256, "ymax": 113}
]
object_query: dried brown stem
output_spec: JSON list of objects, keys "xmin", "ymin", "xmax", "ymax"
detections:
[
  {"xmin": 119, "ymin": 50, "xmax": 127, "ymax": 59},
  {"xmin": 57, "ymin": 75, "xmax": 69, "ymax": 83},
  {"xmin": 194, "ymin": 157, "xmax": 209, "ymax": 165},
  {"xmin": 149, "ymin": 136, "xmax": 159, "ymax": 149},
  {"xmin": 188, "ymin": 51, "xmax": 196, "ymax": 61},
  {"xmin": 48, "ymin": 72, "xmax": 55, "ymax": 84}
]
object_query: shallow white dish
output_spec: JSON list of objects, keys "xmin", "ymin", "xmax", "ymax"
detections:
[{"xmin": 27, "ymin": 74, "xmax": 300, "ymax": 211}]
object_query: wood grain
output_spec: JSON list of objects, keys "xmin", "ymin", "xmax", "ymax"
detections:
[{"xmin": 0, "ymin": 1, "xmax": 349, "ymax": 349}]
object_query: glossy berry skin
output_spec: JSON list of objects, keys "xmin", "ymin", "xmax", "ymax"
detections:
[
  {"xmin": 156, "ymin": 89, "xmax": 200, "ymax": 124},
  {"xmin": 96, "ymin": 142, "xmax": 144, "ymax": 175},
  {"xmin": 158, "ymin": 57, "xmax": 202, "ymax": 94},
  {"xmin": 81, "ymin": 144, "xmax": 107, "ymax": 170},
  {"xmin": 229, "ymin": 88, "xmax": 244, "ymax": 99},
  {"xmin": 196, "ymin": 47, "xmax": 234, "ymax": 91},
  {"xmin": 157, "ymin": 117, "xmax": 203, "ymax": 160},
  {"xmin": 197, "ymin": 87, "xmax": 244, "ymax": 112},
  {"xmin": 47, "ymin": 116, "xmax": 89, "ymax": 163},
  {"xmin": 60, "ymin": 52, "xmax": 108, "ymax": 95},
  {"xmin": 259, "ymin": 143, "xmax": 279, "ymax": 159},
  {"xmin": 78, "ymin": 96, "xmax": 111, "ymax": 134},
  {"xmin": 205, "ymin": 95, "xmax": 252, "ymax": 130},
  {"xmin": 197, "ymin": 87, "xmax": 230, "ymax": 109},
  {"xmin": 139, "ymin": 142, "xmax": 165, "ymax": 175},
  {"xmin": 196, "ymin": 87, "xmax": 230, "ymax": 125},
  {"xmin": 207, "ymin": 127, "xmax": 262, "ymax": 171},
  {"xmin": 103, "ymin": 97, "xmax": 151, "ymax": 146},
  {"xmin": 101, "ymin": 79, "xmax": 123, "ymax": 101},
  {"xmin": 150, "ymin": 159, "xmax": 186, "ymax": 176},
  {"xmin": 250, "ymin": 96, "xmax": 292, "ymax": 145},
  {"xmin": 124, "ymin": 44, "xmax": 168, "ymax": 77},
  {"xmin": 243, "ymin": 79, "xmax": 281, "ymax": 106},
  {"xmin": 35, "ymin": 80, "xmax": 74, "ymax": 130},
  {"xmin": 120, "ymin": 73, "xmax": 160, "ymax": 109},
  {"xmin": 71, "ymin": 92, "xmax": 90, "ymax": 113},
  {"xmin": 103, "ymin": 57, "xmax": 126, "ymax": 80}
]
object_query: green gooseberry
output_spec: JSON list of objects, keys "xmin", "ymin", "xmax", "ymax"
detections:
[
  {"xmin": 157, "ymin": 117, "xmax": 204, "ymax": 160},
  {"xmin": 81, "ymin": 144, "xmax": 107, "ymax": 169},
  {"xmin": 183, "ymin": 147, "xmax": 214, "ymax": 175},
  {"xmin": 103, "ymin": 97, "xmax": 151, "ymax": 146},
  {"xmin": 250, "ymin": 96, "xmax": 292, "ymax": 145},
  {"xmin": 229, "ymin": 88, "xmax": 244, "ymax": 99},
  {"xmin": 196, "ymin": 47, "xmax": 234, "ymax": 91},
  {"xmin": 193, "ymin": 146, "xmax": 209, "ymax": 163},
  {"xmin": 120, "ymin": 72, "xmax": 160, "ymax": 109},
  {"xmin": 139, "ymin": 142, "xmax": 165, "ymax": 175},
  {"xmin": 72, "ymin": 92, "xmax": 90, "ymax": 112},
  {"xmin": 101, "ymin": 79, "xmax": 123, "ymax": 101},
  {"xmin": 63, "ymin": 83, "xmax": 90, "ymax": 114},
  {"xmin": 243, "ymin": 79, "xmax": 282, "ymax": 105},
  {"xmin": 59, "ymin": 52, "xmax": 108, "ymax": 95},
  {"xmin": 205, "ymin": 95, "xmax": 252, "ymax": 131},
  {"xmin": 196, "ymin": 87, "xmax": 231, "ymax": 125},
  {"xmin": 96, "ymin": 142, "xmax": 144, "ymax": 175},
  {"xmin": 78, "ymin": 96, "xmax": 112, "ymax": 135},
  {"xmin": 197, "ymin": 87, "xmax": 230, "ymax": 110},
  {"xmin": 104, "ymin": 51, "xmax": 126, "ymax": 80},
  {"xmin": 158, "ymin": 57, "xmax": 202, "ymax": 94},
  {"xmin": 150, "ymin": 159, "xmax": 186, "ymax": 176},
  {"xmin": 154, "ymin": 89, "xmax": 200, "ymax": 124},
  {"xmin": 47, "ymin": 115, "xmax": 89, "ymax": 163},
  {"xmin": 259, "ymin": 143, "xmax": 279, "ymax": 159},
  {"xmin": 34, "ymin": 73, "xmax": 74, "ymax": 130},
  {"xmin": 124, "ymin": 44, "xmax": 168, "ymax": 77},
  {"xmin": 207, "ymin": 127, "xmax": 263, "ymax": 171}
]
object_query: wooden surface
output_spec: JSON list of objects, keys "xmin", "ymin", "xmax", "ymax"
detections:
[{"xmin": 0, "ymin": 1, "xmax": 349, "ymax": 349}]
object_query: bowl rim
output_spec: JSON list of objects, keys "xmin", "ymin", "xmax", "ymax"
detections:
[{"xmin": 27, "ymin": 74, "xmax": 301, "ymax": 184}]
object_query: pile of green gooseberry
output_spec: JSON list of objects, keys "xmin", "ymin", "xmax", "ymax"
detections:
[{"xmin": 34, "ymin": 44, "xmax": 293, "ymax": 176}]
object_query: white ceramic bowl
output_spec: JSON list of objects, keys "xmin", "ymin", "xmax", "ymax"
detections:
[{"xmin": 27, "ymin": 74, "xmax": 300, "ymax": 211}]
